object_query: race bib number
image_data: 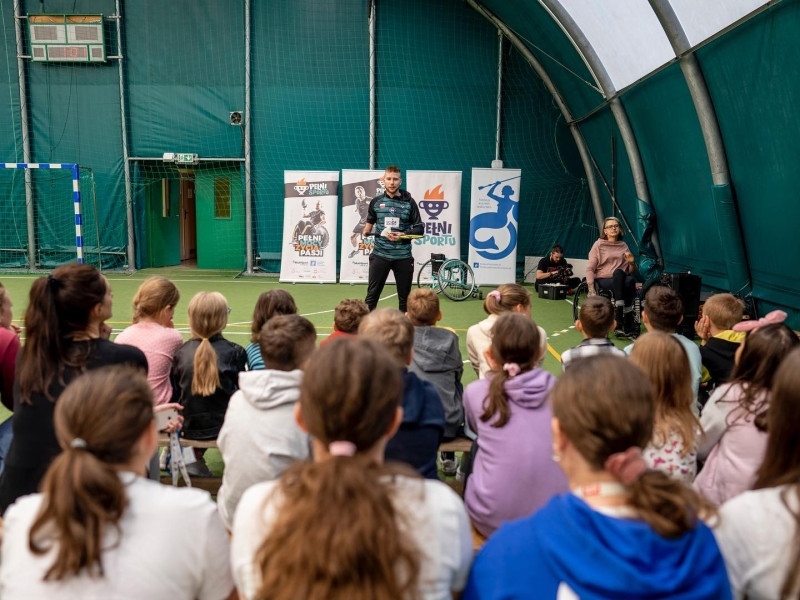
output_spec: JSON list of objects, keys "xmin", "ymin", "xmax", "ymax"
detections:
[{"xmin": 384, "ymin": 217, "xmax": 400, "ymax": 229}]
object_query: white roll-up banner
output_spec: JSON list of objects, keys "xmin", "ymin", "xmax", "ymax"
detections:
[
  {"xmin": 280, "ymin": 171, "xmax": 339, "ymax": 283},
  {"xmin": 340, "ymin": 170, "xmax": 385, "ymax": 284},
  {"xmin": 468, "ymin": 168, "xmax": 522, "ymax": 285},
  {"xmin": 406, "ymin": 171, "xmax": 462, "ymax": 283}
]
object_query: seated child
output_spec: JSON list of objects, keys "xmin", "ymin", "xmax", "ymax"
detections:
[
  {"xmin": 359, "ymin": 308, "xmax": 445, "ymax": 479},
  {"xmin": 405, "ymin": 289, "xmax": 463, "ymax": 440},
  {"xmin": 230, "ymin": 338, "xmax": 472, "ymax": 600},
  {"xmin": 561, "ymin": 296, "xmax": 625, "ymax": 371},
  {"xmin": 406, "ymin": 288, "xmax": 464, "ymax": 477},
  {"xmin": 217, "ymin": 315, "xmax": 317, "ymax": 529},
  {"xmin": 625, "ymin": 285, "xmax": 702, "ymax": 407},
  {"xmin": 467, "ymin": 284, "xmax": 547, "ymax": 379},
  {"xmin": 245, "ymin": 290, "xmax": 297, "ymax": 371},
  {"xmin": 464, "ymin": 312, "xmax": 568, "ymax": 545},
  {"xmin": 694, "ymin": 293, "xmax": 745, "ymax": 404},
  {"xmin": 170, "ymin": 292, "xmax": 247, "ymax": 477},
  {"xmin": 695, "ymin": 321, "xmax": 798, "ymax": 505},
  {"xmin": 319, "ymin": 298, "xmax": 369, "ymax": 347}
]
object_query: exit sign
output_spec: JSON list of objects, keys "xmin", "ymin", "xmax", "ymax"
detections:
[{"xmin": 174, "ymin": 153, "xmax": 199, "ymax": 165}]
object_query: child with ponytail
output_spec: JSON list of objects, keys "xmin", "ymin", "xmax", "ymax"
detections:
[
  {"xmin": 171, "ymin": 291, "xmax": 246, "ymax": 475},
  {"xmin": 629, "ymin": 331, "xmax": 702, "ymax": 483},
  {"xmin": 0, "ymin": 366, "xmax": 234, "ymax": 599},
  {"xmin": 231, "ymin": 337, "xmax": 472, "ymax": 600},
  {"xmin": 466, "ymin": 283, "xmax": 547, "ymax": 378},
  {"xmin": 695, "ymin": 318, "xmax": 799, "ymax": 505},
  {"xmin": 463, "ymin": 312, "xmax": 568, "ymax": 544},
  {"xmin": 465, "ymin": 355, "xmax": 731, "ymax": 600}
]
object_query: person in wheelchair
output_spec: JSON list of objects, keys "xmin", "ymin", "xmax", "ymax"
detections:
[
  {"xmin": 585, "ymin": 217, "xmax": 638, "ymax": 337},
  {"xmin": 535, "ymin": 244, "xmax": 581, "ymax": 292}
]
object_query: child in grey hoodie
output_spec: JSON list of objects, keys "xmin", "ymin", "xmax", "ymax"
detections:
[
  {"xmin": 217, "ymin": 315, "xmax": 316, "ymax": 529},
  {"xmin": 406, "ymin": 289, "xmax": 464, "ymax": 477},
  {"xmin": 406, "ymin": 288, "xmax": 464, "ymax": 440}
]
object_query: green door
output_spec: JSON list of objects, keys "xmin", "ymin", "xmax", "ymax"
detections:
[
  {"xmin": 145, "ymin": 179, "xmax": 180, "ymax": 267},
  {"xmin": 195, "ymin": 168, "xmax": 245, "ymax": 269}
]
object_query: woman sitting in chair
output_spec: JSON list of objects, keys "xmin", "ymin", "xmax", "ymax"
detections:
[{"xmin": 585, "ymin": 216, "xmax": 638, "ymax": 337}]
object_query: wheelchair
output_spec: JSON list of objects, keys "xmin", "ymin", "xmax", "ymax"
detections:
[
  {"xmin": 571, "ymin": 278, "xmax": 642, "ymax": 338},
  {"xmin": 417, "ymin": 253, "xmax": 482, "ymax": 301}
]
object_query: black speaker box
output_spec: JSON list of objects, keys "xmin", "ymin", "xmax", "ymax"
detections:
[{"xmin": 660, "ymin": 273, "xmax": 702, "ymax": 338}]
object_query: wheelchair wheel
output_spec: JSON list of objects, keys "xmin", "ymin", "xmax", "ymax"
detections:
[
  {"xmin": 571, "ymin": 280, "xmax": 590, "ymax": 322},
  {"xmin": 416, "ymin": 260, "xmax": 441, "ymax": 293},
  {"xmin": 439, "ymin": 259, "xmax": 476, "ymax": 301}
]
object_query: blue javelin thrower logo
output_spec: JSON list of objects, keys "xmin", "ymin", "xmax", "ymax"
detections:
[{"xmin": 469, "ymin": 176, "xmax": 521, "ymax": 260}]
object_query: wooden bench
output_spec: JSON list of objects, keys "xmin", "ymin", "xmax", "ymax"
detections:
[
  {"xmin": 156, "ymin": 435, "xmax": 475, "ymax": 495},
  {"xmin": 439, "ymin": 437, "xmax": 473, "ymax": 454},
  {"xmin": 158, "ymin": 434, "xmax": 221, "ymax": 493}
]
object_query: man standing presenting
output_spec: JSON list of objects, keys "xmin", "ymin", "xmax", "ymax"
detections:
[{"xmin": 363, "ymin": 166, "xmax": 424, "ymax": 312}]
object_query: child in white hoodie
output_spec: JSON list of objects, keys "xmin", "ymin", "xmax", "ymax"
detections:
[{"xmin": 217, "ymin": 314, "xmax": 316, "ymax": 529}]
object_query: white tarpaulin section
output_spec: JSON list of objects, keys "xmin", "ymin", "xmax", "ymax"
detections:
[
  {"xmin": 552, "ymin": 0, "xmax": 771, "ymax": 92},
  {"xmin": 669, "ymin": 0, "xmax": 769, "ymax": 47}
]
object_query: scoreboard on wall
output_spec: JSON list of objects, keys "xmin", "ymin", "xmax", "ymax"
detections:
[{"xmin": 28, "ymin": 15, "xmax": 106, "ymax": 63}]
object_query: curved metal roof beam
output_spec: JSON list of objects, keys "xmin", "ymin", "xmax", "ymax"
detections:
[
  {"xmin": 649, "ymin": 0, "xmax": 730, "ymax": 186},
  {"xmin": 466, "ymin": 0, "xmax": 604, "ymax": 228},
  {"xmin": 649, "ymin": 0, "xmax": 751, "ymax": 295},
  {"xmin": 536, "ymin": 0, "xmax": 615, "ymax": 97},
  {"xmin": 538, "ymin": 0, "xmax": 660, "ymax": 263}
]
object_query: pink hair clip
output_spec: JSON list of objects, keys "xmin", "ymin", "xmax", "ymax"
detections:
[
  {"xmin": 732, "ymin": 309, "xmax": 787, "ymax": 333},
  {"xmin": 503, "ymin": 362, "xmax": 521, "ymax": 377},
  {"xmin": 488, "ymin": 290, "xmax": 502, "ymax": 301},
  {"xmin": 328, "ymin": 441, "xmax": 357, "ymax": 457}
]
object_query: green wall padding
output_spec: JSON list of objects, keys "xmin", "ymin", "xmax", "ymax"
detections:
[{"xmin": 698, "ymin": 0, "xmax": 800, "ymax": 323}]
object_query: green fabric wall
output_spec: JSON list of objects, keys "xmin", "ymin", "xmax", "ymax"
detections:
[
  {"xmin": 21, "ymin": 0, "xmax": 127, "ymax": 268},
  {"xmin": 698, "ymin": 0, "xmax": 800, "ymax": 324},
  {"xmin": 621, "ymin": 63, "xmax": 731, "ymax": 290},
  {"xmin": 483, "ymin": 0, "xmax": 605, "ymax": 120},
  {"xmin": 2, "ymin": 0, "xmax": 591, "ymax": 273}
]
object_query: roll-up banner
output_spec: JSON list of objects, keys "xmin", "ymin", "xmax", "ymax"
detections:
[
  {"xmin": 468, "ymin": 168, "xmax": 522, "ymax": 285},
  {"xmin": 340, "ymin": 170, "xmax": 385, "ymax": 284},
  {"xmin": 406, "ymin": 171, "xmax": 462, "ymax": 283},
  {"xmin": 280, "ymin": 171, "xmax": 339, "ymax": 283}
]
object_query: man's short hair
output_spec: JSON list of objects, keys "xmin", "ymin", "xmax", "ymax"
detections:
[
  {"xmin": 385, "ymin": 165, "xmax": 401, "ymax": 174},
  {"xmin": 358, "ymin": 308, "xmax": 414, "ymax": 366},
  {"xmin": 579, "ymin": 296, "xmax": 616, "ymax": 338},
  {"xmin": 643, "ymin": 285, "xmax": 683, "ymax": 332},
  {"xmin": 702, "ymin": 293, "xmax": 745, "ymax": 330},
  {"xmin": 406, "ymin": 288, "xmax": 439, "ymax": 326},
  {"xmin": 551, "ymin": 244, "xmax": 563, "ymax": 254},
  {"xmin": 334, "ymin": 299, "xmax": 370, "ymax": 334}
]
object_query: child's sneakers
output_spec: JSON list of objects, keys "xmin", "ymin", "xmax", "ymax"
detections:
[{"xmin": 439, "ymin": 451, "xmax": 458, "ymax": 477}]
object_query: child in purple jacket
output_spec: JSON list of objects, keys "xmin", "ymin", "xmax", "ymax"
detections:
[{"xmin": 464, "ymin": 312, "xmax": 568, "ymax": 545}]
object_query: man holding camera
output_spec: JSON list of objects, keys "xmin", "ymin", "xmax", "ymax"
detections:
[{"xmin": 535, "ymin": 244, "xmax": 581, "ymax": 292}]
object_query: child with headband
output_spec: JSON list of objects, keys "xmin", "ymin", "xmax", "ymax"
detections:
[
  {"xmin": 466, "ymin": 283, "xmax": 547, "ymax": 379},
  {"xmin": 465, "ymin": 355, "xmax": 730, "ymax": 599},
  {"xmin": 230, "ymin": 337, "xmax": 472, "ymax": 600},
  {"xmin": 463, "ymin": 312, "xmax": 567, "ymax": 547},
  {"xmin": 695, "ymin": 317, "xmax": 799, "ymax": 505}
]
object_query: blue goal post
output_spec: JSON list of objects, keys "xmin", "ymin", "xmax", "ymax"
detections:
[{"xmin": 1, "ymin": 162, "xmax": 85, "ymax": 265}]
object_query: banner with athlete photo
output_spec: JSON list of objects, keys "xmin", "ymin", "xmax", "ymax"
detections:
[
  {"xmin": 405, "ymin": 171, "xmax": 462, "ymax": 285},
  {"xmin": 280, "ymin": 171, "xmax": 339, "ymax": 283},
  {"xmin": 339, "ymin": 170, "xmax": 385, "ymax": 284},
  {"xmin": 467, "ymin": 168, "xmax": 522, "ymax": 285}
]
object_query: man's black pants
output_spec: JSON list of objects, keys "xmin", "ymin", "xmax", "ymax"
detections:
[{"xmin": 365, "ymin": 254, "xmax": 415, "ymax": 312}]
